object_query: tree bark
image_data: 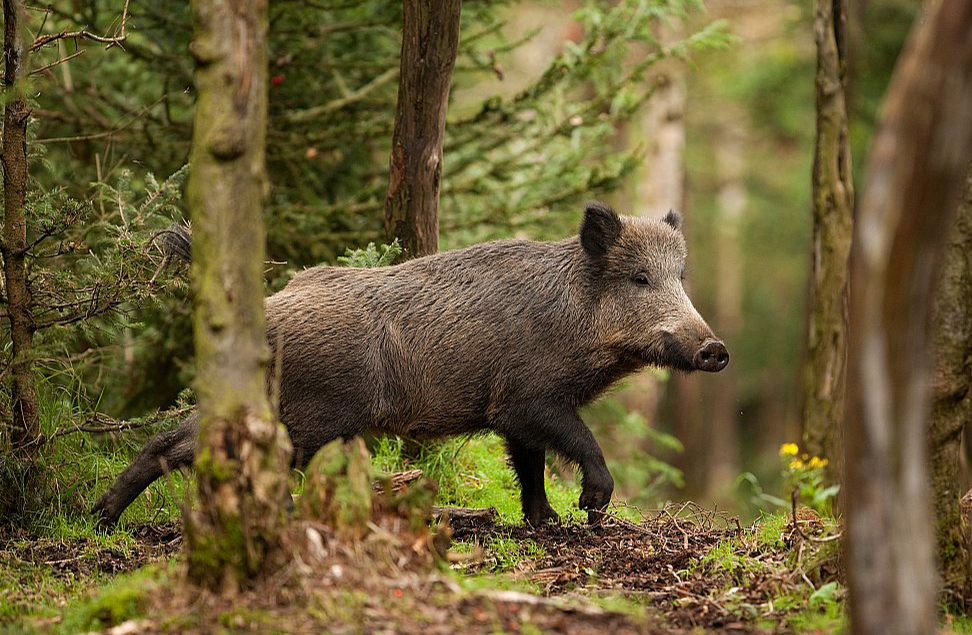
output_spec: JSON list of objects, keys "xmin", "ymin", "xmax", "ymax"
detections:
[
  {"xmin": 929, "ymin": 170, "xmax": 972, "ymax": 608},
  {"xmin": 843, "ymin": 1, "xmax": 972, "ymax": 633},
  {"xmin": 383, "ymin": 0, "xmax": 461, "ymax": 258},
  {"xmin": 802, "ymin": 0, "xmax": 853, "ymax": 468},
  {"xmin": 183, "ymin": 0, "xmax": 292, "ymax": 593},
  {"xmin": 1, "ymin": 0, "xmax": 39, "ymax": 456}
]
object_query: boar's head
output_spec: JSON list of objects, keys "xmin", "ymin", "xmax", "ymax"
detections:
[{"xmin": 580, "ymin": 202, "xmax": 729, "ymax": 373}]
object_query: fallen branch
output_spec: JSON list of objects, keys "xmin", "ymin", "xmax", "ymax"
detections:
[{"xmin": 54, "ymin": 406, "xmax": 192, "ymax": 437}]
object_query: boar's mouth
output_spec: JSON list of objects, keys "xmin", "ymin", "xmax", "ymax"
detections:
[
  {"xmin": 634, "ymin": 333, "xmax": 729, "ymax": 373},
  {"xmin": 637, "ymin": 333, "xmax": 699, "ymax": 373}
]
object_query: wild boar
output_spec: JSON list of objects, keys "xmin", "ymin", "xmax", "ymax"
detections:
[{"xmin": 93, "ymin": 202, "xmax": 728, "ymax": 527}]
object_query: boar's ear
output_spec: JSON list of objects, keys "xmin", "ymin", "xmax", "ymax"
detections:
[
  {"xmin": 663, "ymin": 209, "xmax": 683, "ymax": 231},
  {"xmin": 580, "ymin": 201, "xmax": 623, "ymax": 259}
]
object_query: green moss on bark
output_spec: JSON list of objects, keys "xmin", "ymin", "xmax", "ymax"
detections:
[{"xmin": 299, "ymin": 438, "xmax": 373, "ymax": 542}]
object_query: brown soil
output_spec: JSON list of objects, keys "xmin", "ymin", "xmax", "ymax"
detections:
[
  {"xmin": 449, "ymin": 505, "xmax": 806, "ymax": 633},
  {"xmin": 0, "ymin": 522, "xmax": 181, "ymax": 580},
  {"xmin": 4, "ymin": 505, "xmax": 836, "ymax": 634}
]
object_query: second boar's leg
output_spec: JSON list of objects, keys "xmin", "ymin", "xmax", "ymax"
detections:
[
  {"xmin": 504, "ymin": 404, "xmax": 614, "ymax": 521},
  {"xmin": 91, "ymin": 412, "xmax": 199, "ymax": 527},
  {"xmin": 506, "ymin": 438, "xmax": 560, "ymax": 526}
]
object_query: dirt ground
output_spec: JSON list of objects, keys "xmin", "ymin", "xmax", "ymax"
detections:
[
  {"xmin": 2, "ymin": 500, "xmax": 838, "ymax": 635},
  {"xmin": 449, "ymin": 505, "xmax": 819, "ymax": 633}
]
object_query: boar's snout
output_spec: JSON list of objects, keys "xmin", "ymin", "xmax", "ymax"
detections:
[{"xmin": 694, "ymin": 340, "xmax": 729, "ymax": 372}]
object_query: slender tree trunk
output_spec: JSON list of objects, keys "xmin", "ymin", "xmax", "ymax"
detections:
[
  {"xmin": 183, "ymin": 0, "xmax": 292, "ymax": 593},
  {"xmin": 384, "ymin": 0, "xmax": 461, "ymax": 258},
  {"xmin": 1, "ymin": 0, "xmax": 39, "ymax": 456},
  {"xmin": 705, "ymin": 122, "xmax": 744, "ymax": 500},
  {"xmin": 802, "ymin": 0, "xmax": 853, "ymax": 467},
  {"xmin": 617, "ymin": 60, "xmax": 687, "ymax": 465},
  {"xmin": 843, "ymin": 1, "xmax": 972, "ymax": 633},
  {"xmin": 929, "ymin": 170, "xmax": 972, "ymax": 608}
]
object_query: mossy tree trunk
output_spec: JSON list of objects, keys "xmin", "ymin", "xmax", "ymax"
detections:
[
  {"xmin": 1, "ymin": 0, "xmax": 40, "ymax": 458},
  {"xmin": 802, "ymin": 0, "xmax": 853, "ymax": 468},
  {"xmin": 929, "ymin": 171, "xmax": 972, "ymax": 608},
  {"xmin": 843, "ymin": 0, "xmax": 972, "ymax": 632},
  {"xmin": 383, "ymin": 0, "xmax": 461, "ymax": 258},
  {"xmin": 183, "ymin": 0, "xmax": 292, "ymax": 594}
]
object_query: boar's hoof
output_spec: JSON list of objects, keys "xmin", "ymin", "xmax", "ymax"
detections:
[
  {"xmin": 694, "ymin": 340, "xmax": 729, "ymax": 372},
  {"xmin": 91, "ymin": 496, "xmax": 120, "ymax": 530},
  {"xmin": 525, "ymin": 504, "xmax": 560, "ymax": 527},
  {"xmin": 579, "ymin": 479, "xmax": 613, "ymax": 516}
]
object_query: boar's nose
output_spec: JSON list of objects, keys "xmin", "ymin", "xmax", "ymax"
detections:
[{"xmin": 694, "ymin": 340, "xmax": 729, "ymax": 372}]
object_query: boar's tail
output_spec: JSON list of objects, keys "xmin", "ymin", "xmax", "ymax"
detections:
[{"xmin": 152, "ymin": 223, "xmax": 193, "ymax": 265}]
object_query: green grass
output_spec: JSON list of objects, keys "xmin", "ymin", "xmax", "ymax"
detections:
[
  {"xmin": 946, "ymin": 614, "xmax": 972, "ymax": 634},
  {"xmin": 58, "ymin": 565, "xmax": 162, "ymax": 633},
  {"xmin": 1, "ymin": 380, "xmax": 191, "ymax": 532},
  {"xmin": 372, "ymin": 433, "xmax": 584, "ymax": 524},
  {"xmin": 484, "ymin": 536, "xmax": 545, "ymax": 571}
]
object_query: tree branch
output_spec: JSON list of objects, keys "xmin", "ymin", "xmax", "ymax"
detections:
[{"xmin": 30, "ymin": 0, "xmax": 130, "ymax": 52}]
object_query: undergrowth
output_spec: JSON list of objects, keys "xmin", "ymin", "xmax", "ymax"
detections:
[{"xmin": 371, "ymin": 434, "xmax": 584, "ymax": 524}]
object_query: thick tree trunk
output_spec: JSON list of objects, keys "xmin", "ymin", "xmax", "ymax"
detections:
[
  {"xmin": 843, "ymin": 1, "xmax": 972, "ymax": 633},
  {"xmin": 802, "ymin": 0, "xmax": 853, "ymax": 467},
  {"xmin": 383, "ymin": 0, "xmax": 461, "ymax": 258},
  {"xmin": 1, "ymin": 0, "xmax": 39, "ymax": 456},
  {"xmin": 929, "ymin": 171, "xmax": 972, "ymax": 608},
  {"xmin": 184, "ymin": 0, "xmax": 292, "ymax": 593}
]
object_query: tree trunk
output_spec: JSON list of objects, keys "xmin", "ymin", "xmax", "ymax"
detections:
[
  {"xmin": 929, "ymin": 170, "xmax": 972, "ymax": 608},
  {"xmin": 705, "ymin": 122, "xmax": 744, "ymax": 501},
  {"xmin": 183, "ymin": 0, "xmax": 292, "ymax": 593},
  {"xmin": 1, "ymin": 0, "xmax": 39, "ymax": 456},
  {"xmin": 802, "ymin": 0, "xmax": 853, "ymax": 468},
  {"xmin": 616, "ymin": 59, "xmax": 687, "ymax": 473},
  {"xmin": 383, "ymin": 0, "xmax": 461, "ymax": 258},
  {"xmin": 843, "ymin": 1, "xmax": 972, "ymax": 633}
]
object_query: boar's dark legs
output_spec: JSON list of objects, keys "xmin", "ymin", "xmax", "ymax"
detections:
[
  {"xmin": 502, "ymin": 403, "xmax": 614, "ymax": 521},
  {"xmin": 92, "ymin": 412, "xmax": 200, "ymax": 527},
  {"xmin": 506, "ymin": 439, "xmax": 559, "ymax": 526}
]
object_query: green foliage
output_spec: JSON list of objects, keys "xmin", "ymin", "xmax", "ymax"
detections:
[
  {"xmin": 694, "ymin": 513, "xmax": 846, "ymax": 632},
  {"xmin": 336, "ymin": 240, "xmax": 403, "ymax": 268},
  {"xmin": 56, "ymin": 565, "xmax": 164, "ymax": 633},
  {"xmin": 0, "ymin": 165, "xmax": 190, "ymax": 427},
  {"xmin": 37, "ymin": 0, "xmax": 729, "ymax": 259},
  {"xmin": 700, "ymin": 536, "xmax": 769, "ymax": 584},
  {"xmin": 484, "ymin": 535, "xmax": 545, "ymax": 571},
  {"xmin": 581, "ymin": 388, "xmax": 684, "ymax": 507},
  {"xmin": 778, "ymin": 443, "xmax": 839, "ymax": 516},
  {"xmin": 774, "ymin": 580, "xmax": 845, "ymax": 633},
  {"xmin": 0, "ymin": 375, "xmax": 190, "ymax": 528},
  {"xmin": 738, "ymin": 443, "xmax": 838, "ymax": 517},
  {"xmin": 372, "ymin": 433, "xmax": 583, "ymax": 524}
]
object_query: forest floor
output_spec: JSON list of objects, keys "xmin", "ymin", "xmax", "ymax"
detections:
[{"xmin": 2, "ymin": 501, "xmax": 844, "ymax": 635}]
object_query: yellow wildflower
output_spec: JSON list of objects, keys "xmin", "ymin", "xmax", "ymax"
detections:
[
  {"xmin": 789, "ymin": 458, "xmax": 805, "ymax": 470},
  {"xmin": 779, "ymin": 443, "xmax": 799, "ymax": 458},
  {"xmin": 808, "ymin": 456, "xmax": 829, "ymax": 469}
]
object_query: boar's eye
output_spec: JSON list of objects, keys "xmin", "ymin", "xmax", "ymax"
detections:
[{"xmin": 633, "ymin": 272, "xmax": 651, "ymax": 286}]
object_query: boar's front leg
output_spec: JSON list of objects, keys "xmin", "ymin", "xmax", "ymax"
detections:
[
  {"xmin": 504, "ymin": 404, "xmax": 614, "ymax": 523},
  {"xmin": 506, "ymin": 439, "xmax": 559, "ymax": 526}
]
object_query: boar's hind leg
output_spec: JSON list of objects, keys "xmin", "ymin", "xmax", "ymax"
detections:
[
  {"xmin": 504, "ymin": 405, "xmax": 614, "ymax": 522},
  {"xmin": 506, "ymin": 439, "xmax": 559, "ymax": 526},
  {"xmin": 91, "ymin": 412, "xmax": 199, "ymax": 527}
]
